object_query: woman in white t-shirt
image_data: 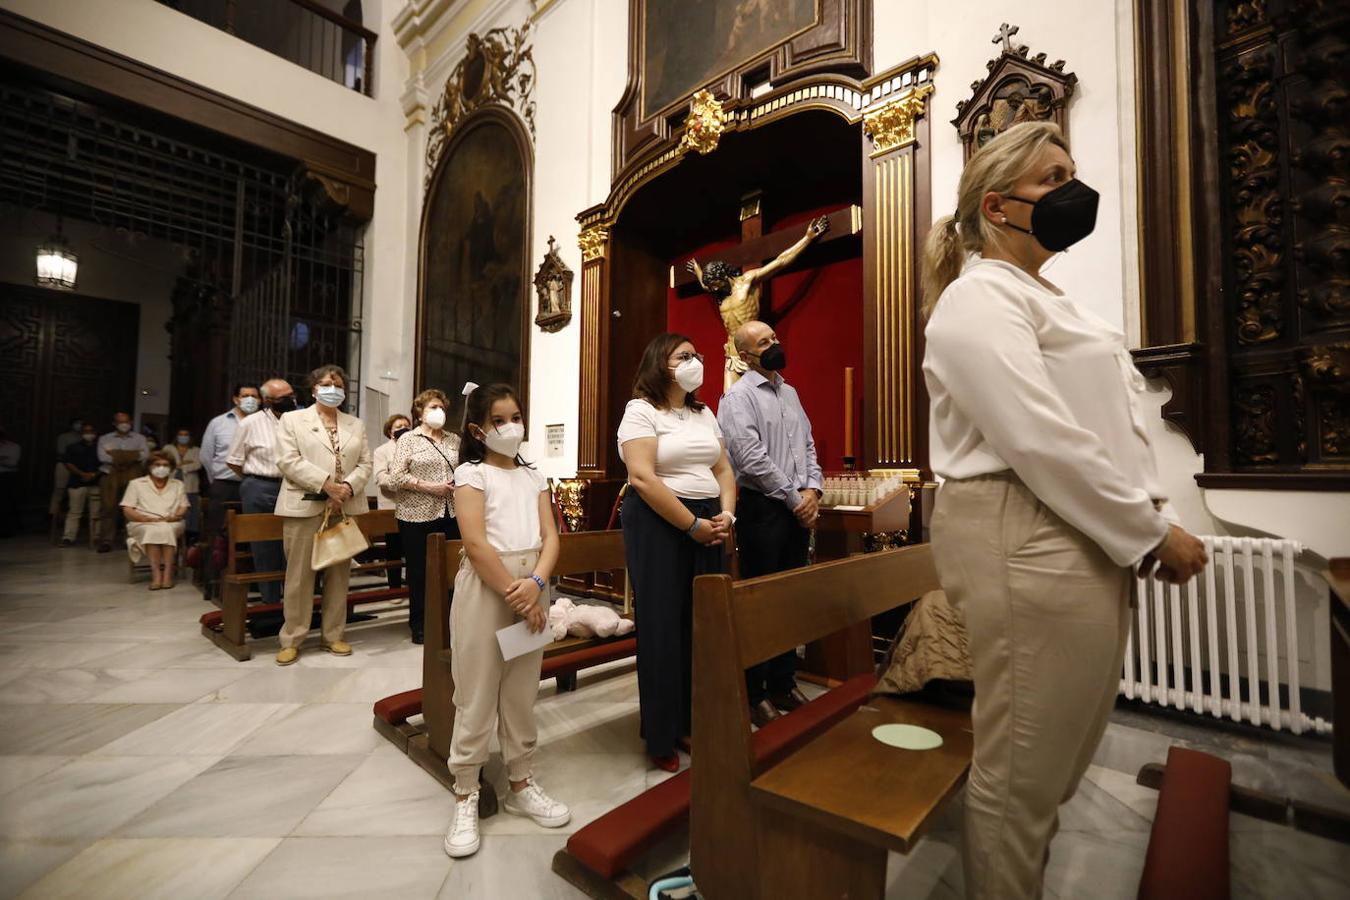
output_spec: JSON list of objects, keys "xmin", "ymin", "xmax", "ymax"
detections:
[
  {"xmin": 443, "ymin": 383, "xmax": 569, "ymax": 860},
  {"xmin": 920, "ymin": 122, "xmax": 1208, "ymax": 899},
  {"xmin": 617, "ymin": 333, "xmax": 737, "ymax": 772}
]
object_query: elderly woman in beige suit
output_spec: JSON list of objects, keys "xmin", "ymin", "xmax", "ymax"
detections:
[{"xmin": 273, "ymin": 364, "xmax": 372, "ymax": 666}]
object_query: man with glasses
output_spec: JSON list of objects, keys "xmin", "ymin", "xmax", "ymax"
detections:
[{"xmin": 226, "ymin": 378, "xmax": 294, "ymax": 605}]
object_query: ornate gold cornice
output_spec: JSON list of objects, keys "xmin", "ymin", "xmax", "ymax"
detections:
[
  {"xmin": 578, "ymin": 225, "xmax": 609, "ymax": 263},
  {"xmin": 678, "ymin": 89, "xmax": 728, "ymax": 156},
  {"xmin": 863, "ymin": 84, "xmax": 934, "ymax": 157},
  {"xmin": 425, "ymin": 25, "xmax": 536, "ymax": 186}
]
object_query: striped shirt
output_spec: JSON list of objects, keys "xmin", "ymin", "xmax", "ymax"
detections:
[{"xmin": 226, "ymin": 409, "xmax": 282, "ymax": 478}]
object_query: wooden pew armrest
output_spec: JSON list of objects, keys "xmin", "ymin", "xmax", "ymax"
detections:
[{"xmin": 748, "ymin": 696, "xmax": 973, "ymax": 855}]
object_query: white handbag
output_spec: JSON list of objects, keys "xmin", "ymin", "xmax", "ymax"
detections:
[{"xmin": 311, "ymin": 507, "xmax": 369, "ymax": 570}]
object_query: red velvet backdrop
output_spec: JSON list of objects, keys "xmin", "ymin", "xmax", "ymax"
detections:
[{"xmin": 666, "ymin": 203, "xmax": 864, "ymax": 471}]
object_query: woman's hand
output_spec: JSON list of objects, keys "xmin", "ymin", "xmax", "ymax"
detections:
[
  {"xmin": 322, "ymin": 477, "xmax": 352, "ymax": 503},
  {"xmin": 710, "ymin": 511, "xmax": 735, "ymax": 543},
  {"xmin": 1139, "ymin": 525, "xmax": 1208, "ymax": 584},
  {"xmin": 504, "ymin": 577, "xmax": 541, "ymax": 615},
  {"xmin": 688, "ymin": 518, "xmax": 722, "ymax": 547},
  {"xmin": 420, "ymin": 480, "xmax": 454, "ymax": 499},
  {"xmin": 524, "ymin": 602, "xmax": 548, "ymax": 634}
]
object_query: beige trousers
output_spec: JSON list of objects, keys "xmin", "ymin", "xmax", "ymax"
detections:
[
  {"xmin": 449, "ymin": 549, "xmax": 545, "ymax": 795},
  {"xmin": 931, "ymin": 474, "xmax": 1130, "ymax": 900},
  {"xmin": 64, "ymin": 485, "xmax": 102, "ymax": 542},
  {"xmin": 279, "ymin": 514, "xmax": 351, "ymax": 649}
]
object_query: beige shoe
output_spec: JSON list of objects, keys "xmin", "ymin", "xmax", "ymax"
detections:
[
  {"xmin": 276, "ymin": 646, "xmax": 300, "ymax": 666},
  {"xmin": 322, "ymin": 640, "xmax": 353, "ymax": 656}
]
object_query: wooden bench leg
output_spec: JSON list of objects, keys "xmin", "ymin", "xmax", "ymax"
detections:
[
  {"xmin": 556, "ymin": 672, "xmax": 578, "ymax": 693},
  {"xmin": 754, "ymin": 813, "xmax": 888, "ymax": 900},
  {"xmin": 215, "ymin": 581, "xmax": 252, "ymax": 661}
]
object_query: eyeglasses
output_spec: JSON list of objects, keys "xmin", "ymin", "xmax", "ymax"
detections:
[{"xmin": 669, "ymin": 351, "xmax": 704, "ymax": 364}]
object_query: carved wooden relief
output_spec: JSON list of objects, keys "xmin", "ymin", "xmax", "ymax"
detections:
[
  {"xmin": 533, "ymin": 236, "xmax": 573, "ymax": 333},
  {"xmin": 951, "ymin": 24, "xmax": 1077, "ymax": 160}
]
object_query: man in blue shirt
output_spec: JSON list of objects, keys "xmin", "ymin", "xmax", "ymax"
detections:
[
  {"xmin": 199, "ymin": 384, "xmax": 260, "ymax": 579},
  {"xmin": 717, "ymin": 320, "xmax": 823, "ymax": 727}
]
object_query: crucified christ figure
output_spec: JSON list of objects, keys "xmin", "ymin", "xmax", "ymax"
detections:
[{"xmin": 685, "ymin": 214, "xmax": 829, "ymax": 388}]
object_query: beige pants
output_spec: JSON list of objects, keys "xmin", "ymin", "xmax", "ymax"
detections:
[
  {"xmin": 931, "ymin": 474, "xmax": 1130, "ymax": 900},
  {"xmin": 279, "ymin": 514, "xmax": 351, "ymax": 649},
  {"xmin": 449, "ymin": 549, "xmax": 545, "ymax": 795},
  {"xmin": 64, "ymin": 485, "xmax": 102, "ymax": 542}
]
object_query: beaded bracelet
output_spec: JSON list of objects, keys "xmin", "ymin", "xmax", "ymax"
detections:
[{"xmin": 530, "ymin": 574, "xmax": 546, "ymax": 591}]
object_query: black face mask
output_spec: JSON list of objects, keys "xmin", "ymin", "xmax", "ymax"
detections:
[
  {"xmin": 756, "ymin": 343, "xmax": 787, "ymax": 371},
  {"xmin": 1003, "ymin": 179, "xmax": 1099, "ymax": 252},
  {"xmin": 392, "ymin": 427, "xmax": 410, "ymax": 441},
  {"xmin": 270, "ymin": 396, "xmax": 297, "ymax": 416}
]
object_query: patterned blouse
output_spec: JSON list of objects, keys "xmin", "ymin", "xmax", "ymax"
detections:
[{"xmin": 387, "ymin": 425, "xmax": 461, "ymax": 523}]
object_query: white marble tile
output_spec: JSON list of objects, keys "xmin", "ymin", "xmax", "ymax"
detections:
[
  {"xmin": 1230, "ymin": 821, "xmax": 1350, "ymax": 899},
  {"xmin": 117, "ymin": 754, "xmax": 367, "ymax": 838},
  {"xmin": 0, "ymin": 641, "xmax": 139, "ymax": 670},
  {"xmin": 479, "ymin": 750, "xmax": 654, "ymax": 837},
  {"xmin": 436, "ymin": 833, "xmax": 584, "ymax": 899},
  {"xmin": 0, "ymin": 755, "xmax": 219, "ymax": 839},
  {"xmin": 293, "ymin": 744, "xmax": 454, "ymax": 838},
  {"xmin": 533, "ymin": 700, "xmax": 645, "ymax": 755},
  {"xmin": 87, "ymin": 668, "xmax": 255, "ymax": 704},
  {"xmin": 92, "ymin": 701, "xmax": 297, "ymax": 756},
  {"xmin": 91, "ymin": 639, "xmax": 274, "ymax": 671},
  {"xmin": 0, "ymin": 839, "xmax": 92, "ymax": 900},
  {"xmin": 204, "ymin": 667, "xmax": 361, "ymax": 704},
  {"xmin": 229, "ymin": 703, "xmax": 384, "ymax": 757},
  {"xmin": 0, "ymin": 669, "xmax": 141, "ymax": 704},
  {"xmin": 316, "ymin": 666, "xmax": 423, "ymax": 703},
  {"xmin": 227, "ymin": 836, "xmax": 452, "ymax": 899},
  {"xmin": 0, "ymin": 755, "xmax": 76, "ymax": 798},
  {"xmin": 17, "ymin": 837, "xmax": 279, "ymax": 900},
  {"xmin": 2, "ymin": 622, "xmax": 193, "ymax": 643},
  {"xmin": 1043, "ymin": 829, "xmax": 1150, "ymax": 900},
  {"xmin": 885, "ymin": 830, "xmax": 964, "ymax": 900},
  {"xmin": 1080, "ymin": 764, "xmax": 1160, "ymax": 824},
  {"xmin": 1058, "ymin": 767, "xmax": 1153, "ymax": 833},
  {"xmin": 0, "ymin": 703, "xmax": 181, "ymax": 755}
]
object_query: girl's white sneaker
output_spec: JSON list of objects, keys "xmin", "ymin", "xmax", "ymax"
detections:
[
  {"xmin": 503, "ymin": 779, "xmax": 571, "ymax": 827},
  {"xmin": 444, "ymin": 790, "xmax": 481, "ymax": 857}
]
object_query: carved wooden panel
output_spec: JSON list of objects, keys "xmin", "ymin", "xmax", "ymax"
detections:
[
  {"xmin": 0, "ymin": 283, "xmax": 139, "ymax": 514},
  {"xmin": 1212, "ymin": 0, "xmax": 1350, "ymax": 478}
]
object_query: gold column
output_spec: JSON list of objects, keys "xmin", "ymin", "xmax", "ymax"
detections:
[
  {"xmin": 576, "ymin": 224, "xmax": 609, "ymax": 477},
  {"xmin": 863, "ymin": 86, "xmax": 931, "ymax": 470}
]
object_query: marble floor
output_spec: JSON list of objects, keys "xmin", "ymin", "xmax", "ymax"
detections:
[{"xmin": 0, "ymin": 535, "xmax": 1346, "ymax": 899}]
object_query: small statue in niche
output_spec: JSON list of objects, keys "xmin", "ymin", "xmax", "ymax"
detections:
[{"xmin": 533, "ymin": 236, "xmax": 573, "ymax": 333}]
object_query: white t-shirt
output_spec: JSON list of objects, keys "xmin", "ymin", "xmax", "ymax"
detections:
[
  {"xmin": 616, "ymin": 398, "xmax": 723, "ymax": 499},
  {"xmin": 453, "ymin": 461, "xmax": 548, "ymax": 552},
  {"xmin": 922, "ymin": 256, "xmax": 1170, "ymax": 567}
]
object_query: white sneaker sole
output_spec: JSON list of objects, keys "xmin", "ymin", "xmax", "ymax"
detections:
[
  {"xmin": 444, "ymin": 834, "xmax": 480, "ymax": 858},
  {"xmin": 503, "ymin": 801, "xmax": 571, "ymax": 828}
]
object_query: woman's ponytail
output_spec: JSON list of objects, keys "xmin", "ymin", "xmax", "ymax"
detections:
[{"xmin": 921, "ymin": 216, "xmax": 964, "ymax": 319}]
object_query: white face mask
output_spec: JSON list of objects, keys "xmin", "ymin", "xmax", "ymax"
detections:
[
  {"xmin": 115, "ymin": 422, "xmax": 131, "ymax": 434},
  {"xmin": 478, "ymin": 421, "xmax": 525, "ymax": 458},
  {"xmin": 673, "ymin": 357, "xmax": 704, "ymax": 393},
  {"xmin": 238, "ymin": 396, "xmax": 260, "ymax": 414},
  {"xmin": 315, "ymin": 385, "xmax": 345, "ymax": 408},
  {"xmin": 422, "ymin": 407, "xmax": 447, "ymax": 430},
  {"xmin": 150, "ymin": 465, "xmax": 171, "ymax": 479}
]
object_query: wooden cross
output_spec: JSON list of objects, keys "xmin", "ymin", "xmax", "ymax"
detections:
[{"xmin": 993, "ymin": 22, "xmax": 1020, "ymax": 54}]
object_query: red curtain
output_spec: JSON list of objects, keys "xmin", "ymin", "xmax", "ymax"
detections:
[{"xmin": 666, "ymin": 203, "xmax": 863, "ymax": 471}]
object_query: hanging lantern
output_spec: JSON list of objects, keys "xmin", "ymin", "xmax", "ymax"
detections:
[{"xmin": 35, "ymin": 231, "xmax": 78, "ymax": 290}]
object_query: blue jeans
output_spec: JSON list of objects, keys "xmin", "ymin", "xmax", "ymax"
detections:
[{"xmin": 239, "ymin": 476, "xmax": 283, "ymax": 604}]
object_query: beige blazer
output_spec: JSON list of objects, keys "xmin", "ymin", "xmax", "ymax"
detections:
[{"xmin": 273, "ymin": 405, "xmax": 372, "ymax": 518}]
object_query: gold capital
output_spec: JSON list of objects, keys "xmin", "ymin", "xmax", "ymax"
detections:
[
  {"xmin": 864, "ymin": 85, "xmax": 934, "ymax": 157},
  {"xmin": 578, "ymin": 225, "xmax": 610, "ymax": 262}
]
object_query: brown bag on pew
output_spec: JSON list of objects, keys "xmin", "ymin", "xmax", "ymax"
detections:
[{"xmin": 311, "ymin": 507, "xmax": 369, "ymax": 570}]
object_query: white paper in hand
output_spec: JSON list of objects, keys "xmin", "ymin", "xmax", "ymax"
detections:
[{"xmin": 496, "ymin": 619, "xmax": 553, "ymax": 661}]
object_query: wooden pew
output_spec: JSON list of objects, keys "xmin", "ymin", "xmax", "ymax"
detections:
[
  {"xmin": 389, "ymin": 529, "xmax": 637, "ymax": 802},
  {"xmin": 199, "ymin": 508, "xmax": 409, "ymax": 660},
  {"xmin": 690, "ymin": 543, "xmax": 973, "ymax": 900}
]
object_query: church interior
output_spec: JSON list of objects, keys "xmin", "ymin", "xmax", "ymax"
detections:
[{"xmin": 0, "ymin": 1, "xmax": 1347, "ymax": 897}]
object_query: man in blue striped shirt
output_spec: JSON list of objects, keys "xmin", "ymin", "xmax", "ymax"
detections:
[{"xmin": 717, "ymin": 320, "xmax": 823, "ymax": 727}]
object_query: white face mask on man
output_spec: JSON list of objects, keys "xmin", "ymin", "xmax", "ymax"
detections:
[{"xmin": 477, "ymin": 422, "xmax": 525, "ymax": 457}]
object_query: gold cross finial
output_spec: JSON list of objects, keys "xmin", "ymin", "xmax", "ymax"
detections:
[{"xmin": 993, "ymin": 23, "xmax": 1019, "ymax": 54}]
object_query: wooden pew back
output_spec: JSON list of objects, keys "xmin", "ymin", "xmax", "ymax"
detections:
[
  {"xmin": 224, "ymin": 508, "xmax": 402, "ymax": 580},
  {"xmin": 422, "ymin": 529, "xmax": 627, "ymax": 756},
  {"xmin": 690, "ymin": 543, "xmax": 943, "ymax": 899}
]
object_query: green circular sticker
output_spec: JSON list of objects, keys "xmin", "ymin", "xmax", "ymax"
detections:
[{"xmin": 871, "ymin": 724, "xmax": 943, "ymax": 750}]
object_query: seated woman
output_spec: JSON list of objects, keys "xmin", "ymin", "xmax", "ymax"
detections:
[{"xmin": 120, "ymin": 450, "xmax": 189, "ymax": 590}]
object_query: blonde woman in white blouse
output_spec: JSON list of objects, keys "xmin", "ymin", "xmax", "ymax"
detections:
[
  {"xmin": 920, "ymin": 122, "xmax": 1209, "ymax": 899},
  {"xmin": 388, "ymin": 388, "xmax": 461, "ymax": 644}
]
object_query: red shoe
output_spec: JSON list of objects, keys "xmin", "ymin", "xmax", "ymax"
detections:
[{"xmin": 650, "ymin": 753, "xmax": 680, "ymax": 773}]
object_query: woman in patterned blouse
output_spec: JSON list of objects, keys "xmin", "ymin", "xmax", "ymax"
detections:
[{"xmin": 388, "ymin": 388, "xmax": 462, "ymax": 644}]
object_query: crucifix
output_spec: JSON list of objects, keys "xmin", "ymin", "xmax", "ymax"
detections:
[
  {"xmin": 993, "ymin": 22, "xmax": 1020, "ymax": 54},
  {"xmin": 672, "ymin": 192, "xmax": 862, "ymax": 389}
]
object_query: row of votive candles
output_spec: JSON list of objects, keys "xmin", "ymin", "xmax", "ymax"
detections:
[{"xmin": 821, "ymin": 475, "xmax": 905, "ymax": 508}]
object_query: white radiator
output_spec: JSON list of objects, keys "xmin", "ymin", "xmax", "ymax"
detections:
[{"xmin": 1119, "ymin": 536, "xmax": 1331, "ymax": 735}]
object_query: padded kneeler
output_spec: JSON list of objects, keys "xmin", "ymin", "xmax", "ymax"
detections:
[{"xmin": 1137, "ymin": 746, "xmax": 1231, "ymax": 900}]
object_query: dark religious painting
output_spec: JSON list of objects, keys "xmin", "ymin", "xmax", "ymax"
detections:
[
  {"xmin": 418, "ymin": 113, "xmax": 531, "ymax": 407},
  {"xmin": 642, "ymin": 0, "xmax": 818, "ymax": 118}
]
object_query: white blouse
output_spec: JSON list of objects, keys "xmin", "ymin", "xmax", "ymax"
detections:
[
  {"xmin": 922, "ymin": 257, "xmax": 1171, "ymax": 567},
  {"xmin": 616, "ymin": 398, "xmax": 723, "ymax": 499},
  {"xmin": 453, "ymin": 461, "xmax": 548, "ymax": 553}
]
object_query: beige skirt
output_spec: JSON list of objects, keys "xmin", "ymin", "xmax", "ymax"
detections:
[{"xmin": 125, "ymin": 520, "xmax": 184, "ymax": 563}]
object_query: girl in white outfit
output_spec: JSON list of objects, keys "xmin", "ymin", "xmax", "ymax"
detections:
[
  {"xmin": 920, "ymin": 122, "xmax": 1209, "ymax": 899},
  {"xmin": 444, "ymin": 382, "xmax": 569, "ymax": 859}
]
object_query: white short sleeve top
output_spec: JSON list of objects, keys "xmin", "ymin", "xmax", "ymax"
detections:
[
  {"xmin": 616, "ymin": 398, "xmax": 723, "ymax": 499},
  {"xmin": 922, "ymin": 257, "xmax": 1170, "ymax": 567},
  {"xmin": 453, "ymin": 461, "xmax": 548, "ymax": 553}
]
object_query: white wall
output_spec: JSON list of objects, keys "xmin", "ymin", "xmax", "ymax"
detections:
[
  {"xmin": 0, "ymin": 207, "xmax": 179, "ymax": 427},
  {"xmin": 7, "ymin": 0, "xmax": 413, "ymax": 421}
]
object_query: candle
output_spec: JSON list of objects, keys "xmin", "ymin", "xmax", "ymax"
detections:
[{"xmin": 843, "ymin": 367, "xmax": 854, "ymax": 458}]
